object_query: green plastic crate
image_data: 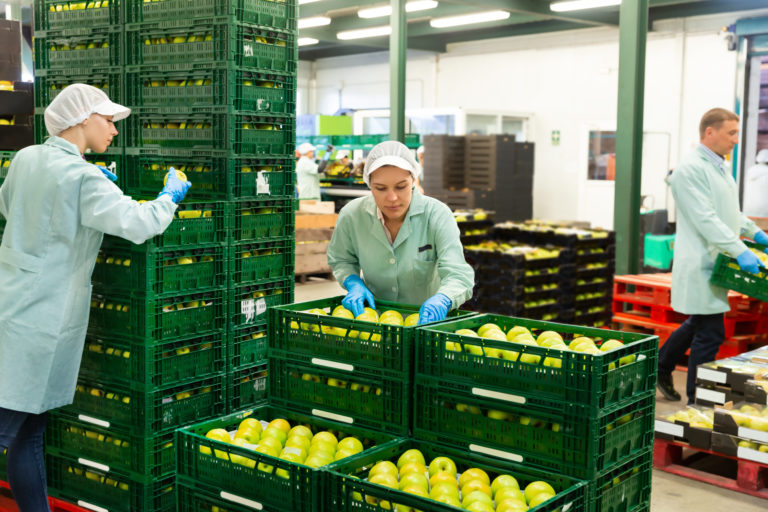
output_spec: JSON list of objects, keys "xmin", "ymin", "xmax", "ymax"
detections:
[
  {"xmin": 68, "ymin": 374, "xmax": 225, "ymax": 435},
  {"xmin": 35, "ymin": 108, "xmax": 126, "ymax": 148},
  {"xmin": 34, "ymin": 28, "xmax": 123, "ymax": 70},
  {"xmin": 127, "ymin": 108, "xmax": 295, "ymax": 154},
  {"xmin": 710, "ymin": 240, "xmax": 768, "ymax": 302},
  {"xmin": 35, "ymin": 1, "xmax": 123, "ymax": 31},
  {"xmin": 87, "ymin": 287, "xmax": 226, "ymax": 341},
  {"xmin": 47, "ymin": 451, "xmax": 175, "ymax": 512},
  {"xmin": 269, "ymin": 351, "xmax": 410, "ymax": 436},
  {"xmin": 176, "ymin": 405, "xmax": 399, "ymax": 512},
  {"xmin": 416, "ymin": 314, "xmax": 658, "ymax": 413},
  {"xmin": 126, "ymin": 21, "xmax": 296, "ymax": 73},
  {"xmin": 230, "ymin": 237, "xmax": 294, "ymax": 286},
  {"xmin": 229, "ymin": 198, "xmax": 295, "ymax": 243},
  {"xmin": 229, "ymin": 323, "xmax": 268, "ymax": 371},
  {"xmin": 227, "ymin": 362, "xmax": 268, "ymax": 412},
  {"xmin": 91, "ymin": 242, "xmax": 226, "ymax": 296},
  {"xmin": 79, "ymin": 330, "xmax": 226, "ymax": 389},
  {"xmin": 176, "ymin": 478, "xmax": 276, "ymax": 512},
  {"xmin": 127, "ymin": 0, "xmax": 296, "ymax": 29},
  {"xmin": 0, "ymin": 151, "xmax": 14, "ymax": 187},
  {"xmin": 123, "ymin": 150, "xmax": 294, "ymax": 201},
  {"xmin": 126, "ymin": 63, "xmax": 296, "ymax": 114},
  {"xmin": 327, "ymin": 439, "xmax": 588, "ymax": 512},
  {"xmin": 269, "ymin": 296, "xmax": 476, "ymax": 374},
  {"xmin": 588, "ymin": 449, "xmax": 652, "ymax": 512},
  {"xmin": 229, "ymin": 278, "xmax": 293, "ymax": 329},
  {"xmin": 644, "ymin": 233, "xmax": 675, "ymax": 270},
  {"xmin": 35, "ymin": 67, "xmax": 124, "ymax": 108},
  {"xmin": 46, "ymin": 412, "xmax": 175, "ymax": 480},
  {"xmin": 413, "ymin": 376, "xmax": 655, "ymax": 478}
]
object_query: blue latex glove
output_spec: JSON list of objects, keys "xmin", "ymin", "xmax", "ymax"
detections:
[
  {"xmin": 754, "ymin": 231, "xmax": 768, "ymax": 253},
  {"xmin": 342, "ymin": 275, "xmax": 375, "ymax": 317},
  {"xmin": 418, "ymin": 293, "xmax": 452, "ymax": 325},
  {"xmin": 322, "ymin": 145, "xmax": 334, "ymax": 161},
  {"xmin": 158, "ymin": 167, "xmax": 192, "ymax": 204},
  {"xmin": 736, "ymin": 249, "xmax": 764, "ymax": 274},
  {"xmin": 96, "ymin": 164, "xmax": 117, "ymax": 182}
]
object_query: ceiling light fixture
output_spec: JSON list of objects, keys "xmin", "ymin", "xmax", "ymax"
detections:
[
  {"xmin": 298, "ymin": 37, "xmax": 320, "ymax": 46},
  {"xmin": 429, "ymin": 10, "xmax": 510, "ymax": 28},
  {"xmin": 358, "ymin": 0, "xmax": 439, "ymax": 19},
  {"xmin": 550, "ymin": 0, "xmax": 621, "ymax": 12},
  {"xmin": 337, "ymin": 25, "xmax": 392, "ymax": 40},
  {"xmin": 298, "ymin": 16, "xmax": 331, "ymax": 29}
]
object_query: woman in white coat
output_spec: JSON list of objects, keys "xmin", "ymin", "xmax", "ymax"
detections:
[{"xmin": 0, "ymin": 84, "xmax": 191, "ymax": 509}]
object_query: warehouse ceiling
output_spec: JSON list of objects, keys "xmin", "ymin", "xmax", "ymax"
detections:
[{"xmin": 298, "ymin": 0, "xmax": 768, "ymax": 60}]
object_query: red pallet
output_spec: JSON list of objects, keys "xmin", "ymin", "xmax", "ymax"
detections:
[
  {"xmin": 0, "ymin": 481, "xmax": 90, "ymax": 512},
  {"xmin": 653, "ymin": 438, "xmax": 768, "ymax": 500}
]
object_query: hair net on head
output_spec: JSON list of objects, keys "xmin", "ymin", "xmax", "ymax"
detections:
[
  {"xmin": 44, "ymin": 83, "xmax": 130, "ymax": 137},
  {"xmin": 757, "ymin": 149, "xmax": 768, "ymax": 164},
  {"xmin": 416, "ymin": 145, "xmax": 424, "ymax": 156},
  {"xmin": 335, "ymin": 150, "xmax": 350, "ymax": 160},
  {"xmin": 363, "ymin": 141, "xmax": 421, "ymax": 186},
  {"xmin": 297, "ymin": 142, "xmax": 315, "ymax": 155}
]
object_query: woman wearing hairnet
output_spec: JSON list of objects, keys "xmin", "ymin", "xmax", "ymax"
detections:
[
  {"xmin": 327, "ymin": 141, "xmax": 474, "ymax": 324},
  {"xmin": 0, "ymin": 84, "xmax": 191, "ymax": 508}
]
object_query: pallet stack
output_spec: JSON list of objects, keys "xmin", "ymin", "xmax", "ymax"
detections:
[{"xmin": 30, "ymin": 0, "xmax": 297, "ymax": 508}]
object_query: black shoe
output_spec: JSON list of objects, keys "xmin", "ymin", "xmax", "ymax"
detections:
[{"xmin": 657, "ymin": 373, "xmax": 681, "ymax": 401}]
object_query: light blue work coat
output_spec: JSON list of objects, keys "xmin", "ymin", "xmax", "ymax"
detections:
[
  {"xmin": 296, "ymin": 156, "xmax": 320, "ymax": 200},
  {"xmin": 670, "ymin": 146, "xmax": 759, "ymax": 315},
  {"xmin": 0, "ymin": 137, "xmax": 176, "ymax": 414},
  {"xmin": 327, "ymin": 189, "xmax": 474, "ymax": 309}
]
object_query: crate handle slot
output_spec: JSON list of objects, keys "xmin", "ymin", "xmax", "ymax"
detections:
[
  {"xmin": 78, "ymin": 414, "xmax": 110, "ymax": 429},
  {"xmin": 78, "ymin": 458, "xmax": 110, "ymax": 473},
  {"xmin": 469, "ymin": 444, "xmax": 523, "ymax": 463},
  {"xmin": 221, "ymin": 491, "xmax": 264, "ymax": 510},
  {"xmin": 78, "ymin": 501, "xmax": 109, "ymax": 512},
  {"xmin": 312, "ymin": 409, "xmax": 354, "ymax": 424},
  {"xmin": 471, "ymin": 387, "xmax": 526, "ymax": 404},
  {"xmin": 311, "ymin": 358, "xmax": 354, "ymax": 372}
]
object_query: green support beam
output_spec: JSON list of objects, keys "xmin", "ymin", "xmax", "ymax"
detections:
[
  {"xmin": 390, "ymin": 0, "xmax": 407, "ymax": 142},
  {"xmin": 614, "ymin": 0, "xmax": 649, "ymax": 276}
]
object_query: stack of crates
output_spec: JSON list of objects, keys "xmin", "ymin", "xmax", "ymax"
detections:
[{"xmin": 414, "ymin": 314, "xmax": 658, "ymax": 511}]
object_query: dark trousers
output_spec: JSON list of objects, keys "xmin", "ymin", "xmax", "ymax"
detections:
[
  {"xmin": 658, "ymin": 313, "xmax": 725, "ymax": 403},
  {"xmin": 0, "ymin": 407, "xmax": 50, "ymax": 512}
]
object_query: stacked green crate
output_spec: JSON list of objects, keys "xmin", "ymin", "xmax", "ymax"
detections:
[{"xmin": 414, "ymin": 314, "xmax": 657, "ymax": 511}]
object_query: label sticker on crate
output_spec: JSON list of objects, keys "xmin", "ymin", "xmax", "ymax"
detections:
[
  {"xmin": 242, "ymin": 299, "xmax": 255, "ymax": 322},
  {"xmin": 697, "ymin": 367, "xmax": 727, "ymax": 384},
  {"xmin": 655, "ymin": 420, "xmax": 684, "ymax": 438},
  {"xmin": 257, "ymin": 171, "xmax": 271, "ymax": 195},
  {"xmin": 255, "ymin": 298, "xmax": 267, "ymax": 316}
]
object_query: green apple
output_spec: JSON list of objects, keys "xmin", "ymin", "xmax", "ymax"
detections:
[
  {"xmin": 404, "ymin": 313, "xmax": 419, "ymax": 326},
  {"xmin": 491, "ymin": 475, "xmax": 520, "ymax": 496},
  {"xmin": 397, "ymin": 448, "xmax": 426, "ymax": 469},
  {"xmin": 506, "ymin": 326, "xmax": 531, "ymax": 341},
  {"xmin": 537, "ymin": 330, "xmax": 563, "ymax": 344},
  {"xmin": 500, "ymin": 349, "xmax": 519, "ymax": 361},
  {"xmin": 513, "ymin": 333, "xmax": 537, "ymax": 344},
  {"xmin": 461, "ymin": 479, "xmax": 493, "ymax": 498},
  {"xmin": 334, "ymin": 448, "xmax": 357, "ymax": 461},
  {"xmin": 432, "ymin": 494, "xmax": 461, "ymax": 507},
  {"xmin": 483, "ymin": 329, "xmax": 508, "ymax": 342},
  {"xmin": 285, "ymin": 435, "xmax": 311, "ymax": 452},
  {"xmin": 538, "ymin": 337, "xmax": 565, "ymax": 348},
  {"xmin": 337, "ymin": 436, "xmax": 364, "ymax": 454},
  {"xmin": 369, "ymin": 472, "xmax": 398, "ymax": 489},
  {"xmin": 254, "ymin": 443, "xmax": 279, "ymax": 472},
  {"xmin": 429, "ymin": 457, "xmax": 456, "ymax": 478},
  {"xmin": 464, "ymin": 502, "xmax": 495, "ymax": 512},
  {"xmin": 487, "ymin": 409, "xmax": 509, "ymax": 421},
  {"xmin": 276, "ymin": 452, "xmax": 304, "ymax": 478},
  {"xmin": 308, "ymin": 440, "xmax": 336, "ymax": 459},
  {"xmin": 257, "ymin": 435, "xmax": 283, "ymax": 454},
  {"xmin": 459, "ymin": 467, "xmax": 490, "ymax": 488},
  {"xmin": 543, "ymin": 356, "xmax": 562, "ymax": 368},
  {"xmin": 461, "ymin": 490, "xmax": 493, "ymax": 509},
  {"xmin": 494, "ymin": 487, "xmax": 525, "ymax": 504},
  {"xmin": 201, "ymin": 428, "xmax": 231, "ymax": 457},
  {"xmin": 525, "ymin": 481, "xmax": 556, "ymax": 503},
  {"xmin": 399, "ymin": 472, "xmax": 429, "ymax": 492},
  {"xmin": 281, "ymin": 445, "xmax": 308, "ymax": 461},
  {"xmin": 238, "ymin": 418, "xmax": 263, "ymax": 437},
  {"xmin": 429, "ymin": 471, "xmax": 459, "ymax": 488},
  {"xmin": 289, "ymin": 425, "xmax": 313, "ymax": 442},
  {"xmin": 495, "ymin": 498, "xmax": 529, "ymax": 512},
  {"xmin": 759, "ymin": 444, "xmax": 768, "ymax": 453},
  {"xmin": 750, "ymin": 416, "xmax": 768, "ymax": 431},
  {"xmin": 456, "ymin": 328, "xmax": 479, "ymax": 337},
  {"xmin": 528, "ymin": 492, "xmax": 555, "ymax": 507},
  {"xmin": 619, "ymin": 354, "xmax": 637, "ymax": 365},
  {"xmin": 464, "ymin": 344, "xmax": 484, "ymax": 356},
  {"xmin": 569, "ymin": 337, "xmax": 595, "ymax": 350},
  {"xmin": 399, "ymin": 461, "xmax": 427, "ymax": 477},
  {"xmin": 379, "ymin": 310, "xmax": 404, "ymax": 326},
  {"xmin": 262, "ymin": 426, "xmax": 287, "ymax": 446},
  {"xmin": 429, "ymin": 481, "xmax": 460, "ymax": 500},
  {"xmin": 477, "ymin": 323, "xmax": 503, "ymax": 337},
  {"xmin": 303, "ymin": 454, "xmax": 331, "ymax": 468},
  {"xmin": 369, "ymin": 460, "xmax": 399, "ymax": 480},
  {"xmin": 599, "ymin": 339, "xmax": 624, "ymax": 352},
  {"xmin": 400, "ymin": 485, "xmax": 429, "ymax": 499},
  {"xmin": 327, "ymin": 378, "xmax": 347, "ymax": 388},
  {"xmin": 234, "ymin": 425, "xmax": 260, "ymax": 444},
  {"xmin": 332, "ymin": 305, "xmax": 354, "ymax": 318},
  {"xmin": 355, "ymin": 308, "xmax": 379, "ymax": 323},
  {"xmin": 738, "ymin": 440, "xmax": 757, "ymax": 449}
]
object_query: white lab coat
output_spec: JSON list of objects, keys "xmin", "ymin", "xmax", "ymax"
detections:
[
  {"xmin": 0, "ymin": 137, "xmax": 176, "ymax": 413},
  {"xmin": 296, "ymin": 156, "xmax": 320, "ymax": 200},
  {"xmin": 743, "ymin": 162, "xmax": 768, "ymax": 218}
]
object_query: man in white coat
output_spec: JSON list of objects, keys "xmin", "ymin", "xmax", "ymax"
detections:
[{"xmin": 657, "ymin": 108, "xmax": 768, "ymax": 404}]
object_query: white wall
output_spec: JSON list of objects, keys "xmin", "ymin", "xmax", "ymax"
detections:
[{"xmin": 299, "ymin": 9, "xmax": 768, "ymax": 226}]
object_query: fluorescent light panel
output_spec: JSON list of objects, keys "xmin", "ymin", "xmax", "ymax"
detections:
[
  {"xmin": 298, "ymin": 37, "xmax": 319, "ymax": 46},
  {"xmin": 429, "ymin": 10, "xmax": 509, "ymax": 28},
  {"xmin": 550, "ymin": 0, "xmax": 621, "ymax": 12},
  {"xmin": 298, "ymin": 16, "xmax": 331, "ymax": 29},
  {"xmin": 358, "ymin": 1, "xmax": 439, "ymax": 19},
  {"xmin": 337, "ymin": 25, "xmax": 392, "ymax": 40}
]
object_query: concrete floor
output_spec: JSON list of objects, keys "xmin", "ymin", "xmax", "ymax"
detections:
[{"xmin": 295, "ymin": 278, "xmax": 768, "ymax": 511}]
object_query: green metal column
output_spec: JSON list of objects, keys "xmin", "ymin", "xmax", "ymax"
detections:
[
  {"xmin": 389, "ymin": 0, "xmax": 406, "ymax": 142},
  {"xmin": 614, "ymin": 0, "xmax": 649, "ymax": 275}
]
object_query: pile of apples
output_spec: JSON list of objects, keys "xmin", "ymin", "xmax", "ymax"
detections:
[
  {"xmin": 464, "ymin": 241, "xmax": 562, "ymax": 261},
  {"xmin": 293, "ymin": 371, "xmax": 382, "ymax": 396},
  {"xmin": 447, "ymin": 323, "xmax": 635, "ymax": 368},
  {"xmin": 360, "ymin": 448, "xmax": 558, "ymax": 512},
  {"xmin": 719, "ymin": 404, "xmax": 768, "ymax": 433},
  {"xmin": 292, "ymin": 305, "xmax": 419, "ymax": 338},
  {"xmin": 201, "ymin": 417, "xmax": 367, "ymax": 473},
  {"xmin": 664, "ymin": 407, "xmax": 714, "ymax": 429}
]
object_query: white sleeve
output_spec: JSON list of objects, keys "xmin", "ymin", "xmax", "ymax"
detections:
[{"xmin": 79, "ymin": 172, "xmax": 177, "ymax": 244}]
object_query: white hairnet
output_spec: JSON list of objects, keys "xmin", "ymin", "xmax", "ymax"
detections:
[
  {"xmin": 757, "ymin": 149, "xmax": 768, "ymax": 164},
  {"xmin": 417, "ymin": 145, "xmax": 424, "ymax": 156},
  {"xmin": 335, "ymin": 150, "xmax": 350, "ymax": 160},
  {"xmin": 44, "ymin": 83, "xmax": 130, "ymax": 137},
  {"xmin": 363, "ymin": 141, "xmax": 421, "ymax": 186},
  {"xmin": 297, "ymin": 142, "xmax": 315, "ymax": 155}
]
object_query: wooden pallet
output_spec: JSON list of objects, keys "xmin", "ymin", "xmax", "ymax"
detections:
[{"xmin": 653, "ymin": 438, "xmax": 768, "ymax": 500}]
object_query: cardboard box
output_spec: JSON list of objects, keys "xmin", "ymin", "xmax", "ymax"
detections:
[
  {"xmin": 745, "ymin": 380, "xmax": 768, "ymax": 406},
  {"xmin": 298, "ymin": 200, "xmax": 335, "ymax": 214},
  {"xmin": 654, "ymin": 406, "xmax": 714, "ymax": 449},
  {"xmin": 713, "ymin": 403, "xmax": 768, "ymax": 444},
  {"xmin": 711, "ymin": 431, "xmax": 768, "ymax": 463}
]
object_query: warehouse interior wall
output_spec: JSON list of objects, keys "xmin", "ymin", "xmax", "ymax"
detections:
[{"xmin": 298, "ymin": 8, "xmax": 768, "ymax": 227}]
